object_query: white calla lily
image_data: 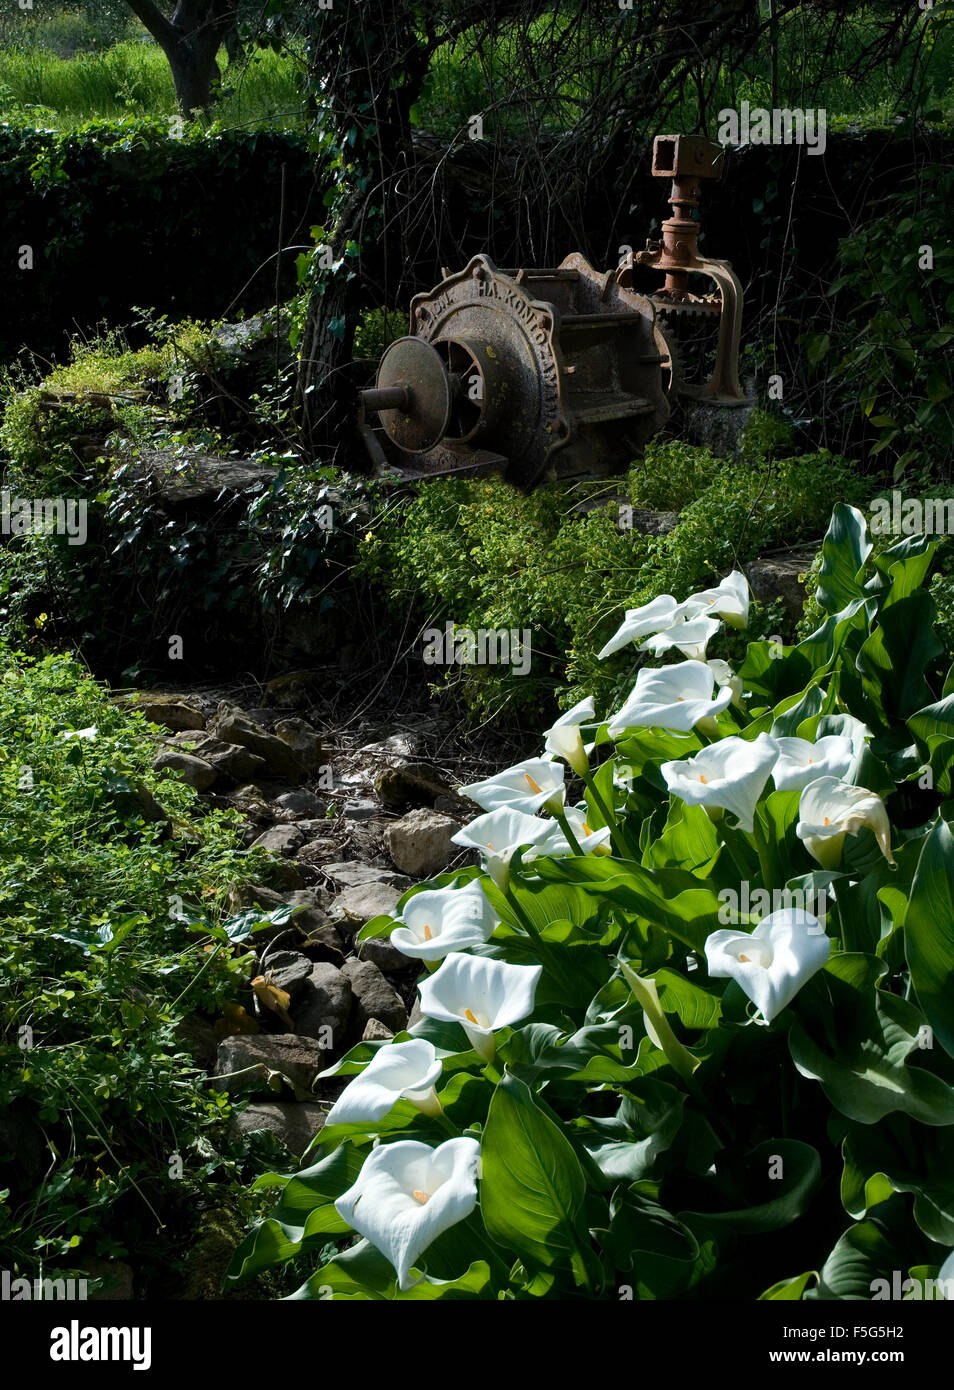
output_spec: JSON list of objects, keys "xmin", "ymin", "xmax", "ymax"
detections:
[
  {"xmin": 451, "ymin": 807, "xmax": 553, "ymax": 889},
  {"xmin": 640, "ymin": 613, "xmax": 722, "ymax": 661},
  {"xmin": 707, "ymin": 658, "xmax": 745, "ymax": 709},
  {"xmin": 684, "ymin": 570, "xmax": 750, "ymax": 629},
  {"xmin": 323, "ymin": 1039, "xmax": 444, "ymax": 1126},
  {"xmin": 531, "ymin": 805, "xmax": 612, "ymax": 857},
  {"xmin": 596, "ymin": 595, "xmax": 682, "ymax": 659},
  {"xmin": 704, "ymin": 908, "xmax": 830, "ymax": 1023},
  {"xmin": 661, "ymin": 732, "xmax": 779, "ymax": 832},
  {"xmin": 796, "ymin": 776, "xmax": 895, "ymax": 868},
  {"xmin": 335, "ymin": 1136, "xmax": 481, "ymax": 1290},
  {"xmin": 417, "ymin": 951, "xmax": 542, "ymax": 1061},
  {"xmin": 607, "ymin": 659, "xmax": 733, "ymax": 737},
  {"xmin": 460, "ymin": 756, "xmax": 565, "ymax": 815},
  {"xmin": 771, "ymin": 734, "xmax": 856, "ymax": 791},
  {"xmin": 390, "ymin": 881, "xmax": 498, "ymax": 962},
  {"xmin": 543, "ymin": 696, "xmax": 596, "ymax": 775}
]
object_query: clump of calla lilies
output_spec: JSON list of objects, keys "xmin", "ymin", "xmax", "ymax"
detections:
[{"xmin": 231, "ymin": 506, "xmax": 954, "ymax": 1303}]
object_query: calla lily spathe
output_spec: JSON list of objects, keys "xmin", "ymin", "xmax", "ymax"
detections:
[
  {"xmin": 684, "ymin": 570, "xmax": 750, "ymax": 629},
  {"xmin": 640, "ymin": 613, "xmax": 721, "ymax": 662},
  {"xmin": 451, "ymin": 807, "xmax": 553, "ymax": 889},
  {"xmin": 607, "ymin": 659, "xmax": 733, "ymax": 737},
  {"xmin": 322, "ymin": 1039, "xmax": 443, "ymax": 1126},
  {"xmin": 661, "ymin": 732, "xmax": 779, "ymax": 832},
  {"xmin": 335, "ymin": 1137, "xmax": 481, "ymax": 1290},
  {"xmin": 532, "ymin": 805, "xmax": 612, "ymax": 857},
  {"xmin": 707, "ymin": 658, "xmax": 745, "ymax": 709},
  {"xmin": 390, "ymin": 881, "xmax": 498, "ymax": 962},
  {"xmin": 417, "ymin": 951, "xmax": 542, "ymax": 1060},
  {"xmin": 597, "ymin": 594, "xmax": 683, "ymax": 660},
  {"xmin": 704, "ymin": 908, "xmax": 830, "ymax": 1023},
  {"xmin": 771, "ymin": 734, "xmax": 857, "ymax": 792},
  {"xmin": 543, "ymin": 696, "xmax": 596, "ymax": 776},
  {"xmin": 459, "ymin": 757, "xmax": 565, "ymax": 815},
  {"xmin": 796, "ymin": 776, "xmax": 896, "ymax": 868}
]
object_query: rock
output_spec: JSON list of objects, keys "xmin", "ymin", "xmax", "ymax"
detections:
[
  {"xmin": 362, "ymin": 1018, "xmax": 395, "ymax": 1042},
  {"xmin": 323, "ymin": 862, "xmax": 411, "ymax": 891},
  {"xmin": 342, "ymin": 798, "xmax": 379, "ymax": 821},
  {"xmin": 386, "ymin": 808, "xmax": 459, "ymax": 877},
  {"xmin": 122, "ymin": 449, "xmax": 278, "ymax": 506},
  {"xmin": 265, "ymin": 671, "xmax": 323, "ymax": 708},
  {"xmin": 136, "ymin": 697, "xmax": 206, "ymax": 731},
  {"xmin": 274, "ymin": 789, "xmax": 325, "ymax": 818},
  {"xmin": 230, "ymin": 1102, "xmax": 326, "ymax": 1158},
  {"xmin": 284, "ymin": 887, "xmax": 335, "ymax": 912},
  {"xmin": 341, "ymin": 959, "xmax": 408, "ymax": 1035},
  {"xmin": 175, "ymin": 1014, "xmax": 220, "ymax": 1068},
  {"xmin": 292, "ymin": 963, "xmax": 353, "ymax": 1051},
  {"xmin": 169, "ymin": 733, "xmax": 266, "ymax": 783},
  {"xmin": 80, "ymin": 1260, "xmax": 135, "ymax": 1301},
  {"xmin": 330, "ymin": 882, "xmax": 407, "ymax": 934},
  {"xmin": 375, "ymin": 761, "xmax": 458, "ymax": 809},
  {"xmin": 250, "ymin": 824, "xmax": 307, "ymax": 857},
  {"xmin": 209, "ymin": 703, "xmax": 304, "ymax": 781},
  {"xmin": 226, "ymin": 882, "xmax": 287, "ymax": 915},
  {"xmin": 746, "ymin": 548, "xmax": 818, "ymax": 620},
  {"xmin": 213, "ymin": 1034, "xmax": 329, "ymax": 1096},
  {"xmin": 274, "ymin": 717, "xmax": 324, "ymax": 776},
  {"xmin": 358, "ymin": 732, "xmax": 421, "ymax": 761},
  {"xmin": 226, "ymin": 784, "xmax": 271, "ymax": 816},
  {"xmin": 254, "ymin": 949, "xmax": 313, "ymax": 999},
  {"xmin": 154, "ymin": 749, "xmax": 217, "ymax": 791},
  {"xmin": 298, "ymin": 837, "xmax": 339, "ymax": 862},
  {"xmin": 407, "ymin": 997, "xmax": 425, "ymax": 1031},
  {"xmin": 359, "ymin": 935, "xmax": 413, "ymax": 974},
  {"xmin": 266, "ymin": 859, "xmax": 307, "ymax": 891}
]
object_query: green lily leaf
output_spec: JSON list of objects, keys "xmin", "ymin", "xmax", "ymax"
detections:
[{"xmin": 904, "ymin": 817, "xmax": 954, "ymax": 1060}]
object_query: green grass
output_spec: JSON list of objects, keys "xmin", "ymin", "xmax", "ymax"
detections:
[{"xmin": 0, "ymin": 40, "xmax": 304, "ymax": 131}]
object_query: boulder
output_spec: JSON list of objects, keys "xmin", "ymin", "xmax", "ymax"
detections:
[
  {"xmin": 386, "ymin": 808, "xmax": 459, "ymax": 877},
  {"xmin": 341, "ymin": 959, "xmax": 408, "ymax": 1035},
  {"xmin": 264, "ymin": 671, "xmax": 324, "ymax": 708},
  {"xmin": 250, "ymin": 824, "xmax": 307, "ymax": 857},
  {"xmin": 209, "ymin": 703, "xmax": 304, "ymax": 780},
  {"xmin": 323, "ymin": 862, "xmax": 411, "ymax": 891},
  {"xmin": 230, "ymin": 1102, "xmax": 326, "ymax": 1158},
  {"xmin": 274, "ymin": 717, "xmax": 324, "ymax": 776},
  {"xmin": 226, "ymin": 882, "xmax": 286, "ymax": 915},
  {"xmin": 375, "ymin": 761, "xmax": 458, "ymax": 809},
  {"xmin": 213, "ymin": 1034, "xmax": 329, "ymax": 1096},
  {"xmin": 359, "ymin": 934, "xmax": 414, "ymax": 975},
  {"xmin": 154, "ymin": 749, "xmax": 216, "ymax": 791},
  {"xmin": 362, "ymin": 1018, "xmax": 395, "ymax": 1042},
  {"xmin": 330, "ymin": 882, "xmax": 407, "ymax": 934},
  {"xmin": 255, "ymin": 949, "xmax": 314, "ymax": 999},
  {"xmin": 274, "ymin": 789, "xmax": 325, "ymax": 818},
  {"xmin": 292, "ymin": 963, "xmax": 353, "ymax": 1051},
  {"xmin": 136, "ymin": 698, "xmax": 206, "ymax": 731},
  {"xmin": 746, "ymin": 548, "xmax": 818, "ymax": 620}
]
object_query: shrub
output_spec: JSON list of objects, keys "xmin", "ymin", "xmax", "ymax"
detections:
[{"xmin": 0, "ymin": 645, "xmax": 290, "ymax": 1287}]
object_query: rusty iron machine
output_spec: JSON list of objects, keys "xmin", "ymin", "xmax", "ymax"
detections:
[{"xmin": 358, "ymin": 134, "xmax": 749, "ymax": 489}]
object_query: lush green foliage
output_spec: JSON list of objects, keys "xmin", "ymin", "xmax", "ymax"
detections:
[
  {"xmin": 358, "ymin": 435, "xmax": 867, "ymax": 718},
  {"xmin": 0, "ymin": 646, "xmax": 290, "ymax": 1284},
  {"xmin": 231, "ymin": 504, "xmax": 954, "ymax": 1300},
  {"xmin": 0, "ymin": 41, "xmax": 301, "ymax": 131}
]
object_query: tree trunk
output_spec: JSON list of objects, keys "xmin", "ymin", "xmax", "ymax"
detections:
[{"xmin": 123, "ymin": 0, "xmax": 234, "ymax": 118}]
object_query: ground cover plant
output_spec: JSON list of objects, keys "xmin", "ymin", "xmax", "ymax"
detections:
[
  {"xmin": 230, "ymin": 504, "xmax": 954, "ymax": 1300},
  {"xmin": 0, "ymin": 646, "xmax": 293, "ymax": 1289}
]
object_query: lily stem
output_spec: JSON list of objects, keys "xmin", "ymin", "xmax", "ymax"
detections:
[{"xmin": 580, "ymin": 767, "xmax": 627, "ymax": 859}]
